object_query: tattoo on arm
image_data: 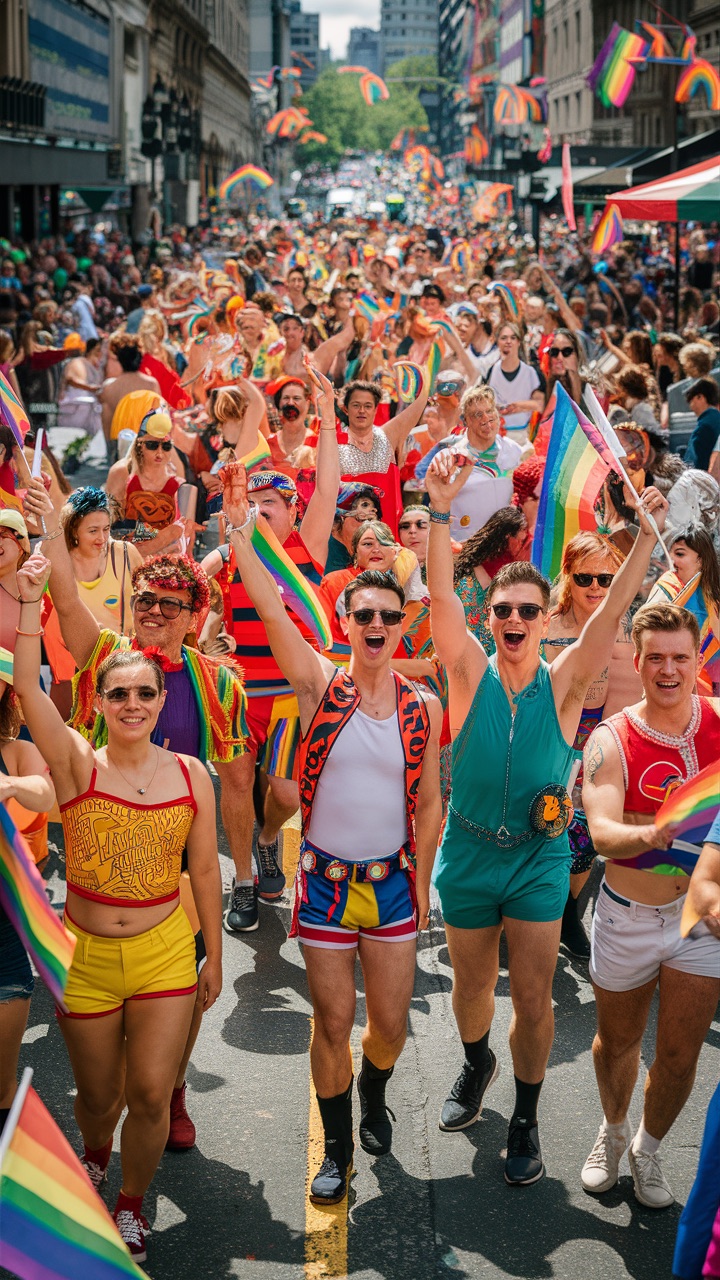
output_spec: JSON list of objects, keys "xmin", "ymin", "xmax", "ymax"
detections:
[{"xmin": 584, "ymin": 736, "xmax": 605, "ymax": 785}]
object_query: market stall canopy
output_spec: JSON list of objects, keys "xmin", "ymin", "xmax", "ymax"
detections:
[{"xmin": 607, "ymin": 155, "xmax": 720, "ymax": 220}]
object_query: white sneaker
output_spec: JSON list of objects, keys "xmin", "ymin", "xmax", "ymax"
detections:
[
  {"xmin": 581, "ymin": 1122, "xmax": 632, "ymax": 1193},
  {"xmin": 628, "ymin": 1145, "xmax": 674, "ymax": 1209}
]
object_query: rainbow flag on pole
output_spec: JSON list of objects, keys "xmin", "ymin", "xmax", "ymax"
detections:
[
  {"xmin": 0, "ymin": 371, "xmax": 31, "ymax": 447},
  {"xmin": 0, "ymin": 1068, "xmax": 149, "ymax": 1279},
  {"xmin": 0, "ymin": 804, "xmax": 75, "ymax": 1011},
  {"xmin": 250, "ymin": 514, "xmax": 331, "ymax": 650},
  {"xmin": 531, "ymin": 385, "xmax": 616, "ymax": 579}
]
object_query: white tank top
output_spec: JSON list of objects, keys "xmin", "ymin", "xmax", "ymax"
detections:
[{"xmin": 306, "ymin": 708, "xmax": 407, "ymax": 860}]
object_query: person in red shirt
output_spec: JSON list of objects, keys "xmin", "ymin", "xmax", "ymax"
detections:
[{"xmin": 265, "ymin": 376, "xmax": 319, "ymax": 479}]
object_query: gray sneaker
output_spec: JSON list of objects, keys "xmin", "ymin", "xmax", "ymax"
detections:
[
  {"xmin": 628, "ymin": 1145, "xmax": 674, "ymax": 1209},
  {"xmin": 224, "ymin": 881, "xmax": 259, "ymax": 932},
  {"xmin": 581, "ymin": 1121, "xmax": 632, "ymax": 1193}
]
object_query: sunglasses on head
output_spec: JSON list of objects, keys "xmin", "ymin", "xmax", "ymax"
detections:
[
  {"xmin": 101, "ymin": 686, "xmax": 159, "ymax": 703},
  {"xmin": 142, "ymin": 439, "xmax": 173, "ymax": 452},
  {"xmin": 491, "ymin": 603, "xmax": 543, "ymax": 621},
  {"xmin": 132, "ymin": 592, "xmax": 193, "ymax": 619},
  {"xmin": 549, "ymin": 346, "xmax": 575, "ymax": 358},
  {"xmin": 348, "ymin": 608, "xmax": 405, "ymax": 626},
  {"xmin": 572, "ymin": 572, "xmax": 615, "ymax": 588}
]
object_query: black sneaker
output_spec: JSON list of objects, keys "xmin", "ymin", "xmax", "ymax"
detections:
[
  {"xmin": 504, "ymin": 1117, "xmax": 545, "ymax": 1186},
  {"xmin": 224, "ymin": 881, "xmax": 259, "ymax": 932},
  {"xmin": 358, "ymin": 1062, "xmax": 395, "ymax": 1156},
  {"xmin": 439, "ymin": 1050, "xmax": 499, "ymax": 1132},
  {"xmin": 257, "ymin": 837, "xmax": 286, "ymax": 901},
  {"xmin": 560, "ymin": 895, "xmax": 591, "ymax": 961},
  {"xmin": 309, "ymin": 1155, "xmax": 353, "ymax": 1205}
]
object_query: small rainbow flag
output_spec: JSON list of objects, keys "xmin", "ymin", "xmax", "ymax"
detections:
[
  {"xmin": 0, "ymin": 1069, "xmax": 149, "ymax": 1279},
  {"xmin": 250, "ymin": 514, "xmax": 331, "ymax": 650},
  {"xmin": 587, "ymin": 22, "xmax": 649, "ymax": 108},
  {"xmin": 0, "ymin": 370, "xmax": 31, "ymax": 447},
  {"xmin": 0, "ymin": 804, "xmax": 76, "ymax": 1011},
  {"xmin": 630, "ymin": 761, "xmax": 720, "ymax": 875},
  {"xmin": 487, "ymin": 282, "xmax": 519, "ymax": 318},
  {"xmin": 531, "ymin": 386, "xmax": 615, "ymax": 579},
  {"xmin": 394, "ymin": 361, "xmax": 424, "ymax": 404},
  {"xmin": 354, "ymin": 292, "xmax": 384, "ymax": 323},
  {"xmin": 592, "ymin": 202, "xmax": 624, "ymax": 255}
]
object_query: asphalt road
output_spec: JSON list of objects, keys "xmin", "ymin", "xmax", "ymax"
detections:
[{"xmin": 3, "ymin": 809, "xmax": 718, "ymax": 1280}]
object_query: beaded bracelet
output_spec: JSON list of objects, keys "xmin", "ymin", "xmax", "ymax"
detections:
[{"xmin": 429, "ymin": 508, "xmax": 451, "ymax": 525}]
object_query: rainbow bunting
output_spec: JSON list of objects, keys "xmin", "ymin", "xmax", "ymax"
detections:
[
  {"xmin": 393, "ymin": 361, "xmax": 424, "ymax": 405},
  {"xmin": 487, "ymin": 281, "xmax": 519, "ymax": 317},
  {"xmin": 0, "ymin": 1069, "xmax": 149, "ymax": 1279},
  {"xmin": 0, "ymin": 370, "xmax": 30, "ymax": 448},
  {"xmin": 675, "ymin": 58, "xmax": 720, "ymax": 110},
  {"xmin": 587, "ymin": 22, "xmax": 649, "ymax": 107},
  {"xmin": 629, "ymin": 761, "xmax": 720, "ymax": 875},
  {"xmin": 219, "ymin": 165, "xmax": 274, "ymax": 200},
  {"xmin": 0, "ymin": 645, "xmax": 13, "ymax": 684},
  {"xmin": 531, "ymin": 386, "xmax": 614, "ymax": 579},
  {"xmin": 592, "ymin": 202, "xmax": 624, "ymax": 254},
  {"xmin": 250, "ymin": 514, "xmax": 331, "ymax": 650},
  {"xmin": 0, "ymin": 804, "xmax": 76, "ymax": 1010}
]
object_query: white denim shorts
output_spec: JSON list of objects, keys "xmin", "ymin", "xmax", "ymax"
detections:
[{"xmin": 590, "ymin": 880, "xmax": 720, "ymax": 992}]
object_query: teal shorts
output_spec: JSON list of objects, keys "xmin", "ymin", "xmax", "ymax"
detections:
[{"xmin": 434, "ymin": 810, "xmax": 570, "ymax": 930}]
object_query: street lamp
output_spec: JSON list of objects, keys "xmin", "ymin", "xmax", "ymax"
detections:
[{"xmin": 141, "ymin": 76, "xmax": 200, "ymax": 222}]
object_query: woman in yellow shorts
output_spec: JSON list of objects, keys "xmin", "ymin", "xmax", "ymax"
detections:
[{"xmin": 12, "ymin": 551, "xmax": 222, "ymax": 1264}]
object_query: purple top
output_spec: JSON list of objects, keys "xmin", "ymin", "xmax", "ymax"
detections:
[{"xmin": 151, "ymin": 665, "xmax": 201, "ymax": 759}]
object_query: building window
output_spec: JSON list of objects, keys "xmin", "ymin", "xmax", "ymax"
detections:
[
  {"xmin": 563, "ymin": 18, "xmax": 568, "ymax": 49},
  {"xmin": 575, "ymin": 10, "xmax": 581, "ymax": 47}
]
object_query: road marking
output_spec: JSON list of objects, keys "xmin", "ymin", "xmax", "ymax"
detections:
[{"xmin": 22, "ymin": 1023, "xmax": 49, "ymax": 1044}]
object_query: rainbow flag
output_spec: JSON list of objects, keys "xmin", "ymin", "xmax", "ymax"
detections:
[
  {"xmin": 0, "ymin": 1069, "xmax": 149, "ymax": 1279},
  {"xmin": 427, "ymin": 341, "xmax": 442, "ymax": 393},
  {"xmin": 487, "ymin": 282, "xmax": 519, "ymax": 317},
  {"xmin": 354, "ymin": 292, "xmax": 384, "ymax": 323},
  {"xmin": 0, "ymin": 804, "xmax": 75, "ymax": 1010},
  {"xmin": 531, "ymin": 386, "xmax": 613, "ymax": 579},
  {"xmin": 394, "ymin": 361, "xmax": 424, "ymax": 404},
  {"xmin": 0, "ymin": 371, "xmax": 30, "ymax": 447},
  {"xmin": 587, "ymin": 22, "xmax": 649, "ymax": 107},
  {"xmin": 630, "ymin": 761, "xmax": 720, "ymax": 875},
  {"xmin": 250, "ymin": 514, "xmax": 331, "ymax": 650},
  {"xmin": 241, "ymin": 433, "xmax": 271, "ymax": 474},
  {"xmin": 592, "ymin": 202, "xmax": 624, "ymax": 254},
  {"xmin": 675, "ymin": 57, "xmax": 720, "ymax": 110}
]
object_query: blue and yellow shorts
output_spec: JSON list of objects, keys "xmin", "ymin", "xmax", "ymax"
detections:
[
  {"xmin": 245, "ymin": 691, "xmax": 301, "ymax": 779},
  {"xmin": 61, "ymin": 905, "xmax": 198, "ymax": 1018},
  {"xmin": 293, "ymin": 841, "xmax": 417, "ymax": 950}
]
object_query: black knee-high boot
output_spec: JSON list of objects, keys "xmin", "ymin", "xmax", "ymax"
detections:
[
  {"xmin": 358, "ymin": 1055, "xmax": 395, "ymax": 1156},
  {"xmin": 310, "ymin": 1078, "xmax": 354, "ymax": 1204}
]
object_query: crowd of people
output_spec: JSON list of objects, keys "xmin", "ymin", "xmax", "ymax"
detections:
[{"xmin": 0, "ymin": 204, "xmax": 719, "ymax": 1274}]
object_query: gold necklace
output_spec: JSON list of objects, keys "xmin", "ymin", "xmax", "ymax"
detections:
[{"xmin": 106, "ymin": 746, "xmax": 160, "ymax": 796}]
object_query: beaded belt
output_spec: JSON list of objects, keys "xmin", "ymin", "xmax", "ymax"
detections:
[{"xmin": 449, "ymin": 783, "xmax": 573, "ymax": 849}]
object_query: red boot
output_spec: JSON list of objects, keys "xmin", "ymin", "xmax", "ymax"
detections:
[{"xmin": 166, "ymin": 1082, "xmax": 196, "ymax": 1151}]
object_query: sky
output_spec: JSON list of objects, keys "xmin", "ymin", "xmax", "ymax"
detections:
[{"xmin": 306, "ymin": 0, "xmax": 380, "ymax": 59}]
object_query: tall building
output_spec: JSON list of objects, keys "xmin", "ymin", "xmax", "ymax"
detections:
[
  {"xmin": 544, "ymin": 0, "xmax": 594, "ymax": 141},
  {"xmin": 381, "ymin": 0, "xmax": 439, "ymax": 74},
  {"xmin": 348, "ymin": 26, "xmax": 382, "ymax": 76},
  {"xmin": 438, "ymin": 0, "xmax": 470, "ymax": 155},
  {"xmin": 288, "ymin": 0, "xmax": 321, "ymax": 89}
]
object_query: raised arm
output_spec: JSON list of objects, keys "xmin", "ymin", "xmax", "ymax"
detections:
[
  {"xmin": 425, "ymin": 450, "xmax": 488, "ymax": 684},
  {"xmin": 312, "ymin": 317, "xmax": 356, "ymax": 375},
  {"xmin": 581, "ymin": 725, "xmax": 673, "ymax": 861},
  {"xmin": 383, "ymin": 365, "xmax": 431, "ymax": 456},
  {"xmin": 22, "ymin": 478, "xmax": 101, "ymax": 669},
  {"xmin": 552, "ymin": 486, "xmax": 668, "ymax": 700},
  {"xmin": 221, "ymin": 464, "xmax": 334, "ymax": 725},
  {"xmin": 235, "ymin": 375, "xmax": 269, "ymax": 453},
  {"xmin": 298, "ymin": 367, "xmax": 340, "ymax": 566},
  {"xmin": 440, "ymin": 323, "xmax": 483, "ymax": 385}
]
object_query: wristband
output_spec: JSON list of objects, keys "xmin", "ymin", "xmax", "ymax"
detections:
[
  {"xmin": 20, "ymin": 596, "xmax": 44, "ymax": 603},
  {"xmin": 16, "ymin": 627, "xmax": 44, "ymax": 637},
  {"xmin": 429, "ymin": 507, "xmax": 451, "ymax": 525}
]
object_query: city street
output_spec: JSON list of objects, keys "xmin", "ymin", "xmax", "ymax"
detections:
[{"xmin": 4, "ymin": 810, "xmax": 718, "ymax": 1280}]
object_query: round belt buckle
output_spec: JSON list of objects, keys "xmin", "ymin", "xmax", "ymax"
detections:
[
  {"xmin": 528, "ymin": 785, "xmax": 573, "ymax": 839},
  {"xmin": 301, "ymin": 851, "xmax": 316, "ymax": 873},
  {"xmin": 367, "ymin": 861, "xmax": 389, "ymax": 882},
  {"xmin": 325, "ymin": 861, "xmax": 349, "ymax": 882}
]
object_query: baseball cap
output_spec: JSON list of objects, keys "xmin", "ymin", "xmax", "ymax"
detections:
[
  {"xmin": 137, "ymin": 284, "xmax": 153, "ymax": 299},
  {"xmin": 0, "ymin": 509, "xmax": 31, "ymax": 554}
]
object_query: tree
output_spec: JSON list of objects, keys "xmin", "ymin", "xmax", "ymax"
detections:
[{"xmin": 294, "ymin": 65, "xmax": 429, "ymax": 167}]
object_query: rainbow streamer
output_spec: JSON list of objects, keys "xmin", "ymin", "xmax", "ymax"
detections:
[
  {"xmin": 250, "ymin": 514, "xmax": 331, "ymax": 650},
  {"xmin": 219, "ymin": 165, "xmax": 274, "ymax": 200},
  {"xmin": 592, "ymin": 202, "xmax": 624, "ymax": 254},
  {"xmin": 449, "ymin": 241, "xmax": 468, "ymax": 275},
  {"xmin": 630, "ymin": 760, "xmax": 720, "ymax": 875},
  {"xmin": 531, "ymin": 386, "xmax": 613, "ymax": 580},
  {"xmin": 487, "ymin": 281, "xmax": 519, "ymax": 317},
  {"xmin": 429, "ymin": 318, "xmax": 454, "ymax": 338},
  {"xmin": 0, "ymin": 370, "xmax": 30, "ymax": 447},
  {"xmin": 0, "ymin": 1070, "xmax": 149, "ymax": 1279},
  {"xmin": 241, "ymin": 433, "xmax": 272, "ymax": 474},
  {"xmin": 0, "ymin": 803, "xmax": 76, "ymax": 1010},
  {"xmin": 394, "ymin": 361, "xmax": 424, "ymax": 405},
  {"xmin": 360, "ymin": 72, "xmax": 389, "ymax": 105},
  {"xmin": 354, "ymin": 291, "xmax": 383, "ymax": 322},
  {"xmin": 675, "ymin": 58, "xmax": 720, "ymax": 110},
  {"xmin": 587, "ymin": 22, "xmax": 649, "ymax": 108},
  {"xmin": 298, "ymin": 129, "xmax": 328, "ymax": 144},
  {"xmin": 0, "ymin": 645, "xmax": 13, "ymax": 683},
  {"xmin": 427, "ymin": 341, "xmax": 442, "ymax": 393}
]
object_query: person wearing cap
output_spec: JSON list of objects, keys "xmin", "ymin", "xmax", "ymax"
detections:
[
  {"xmin": 421, "ymin": 283, "xmax": 447, "ymax": 321},
  {"xmin": 326, "ymin": 483, "xmax": 383, "ymax": 573},
  {"xmin": 106, "ymin": 408, "xmax": 186, "ymax": 557},
  {"xmin": 125, "ymin": 284, "xmax": 156, "ymax": 335},
  {"xmin": 201, "ymin": 369, "xmax": 340, "ymax": 933},
  {"xmin": 100, "ymin": 335, "xmax": 160, "ymax": 450},
  {"xmin": 0, "ymin": 509, "xmax": 31, "ymax": 656}
]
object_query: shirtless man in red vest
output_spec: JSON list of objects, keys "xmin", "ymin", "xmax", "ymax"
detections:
[
  {"xmin": 581, "ymin": 603, "xmax": 720, "ymax": 1210},
  {"xmin": 221, "ymin": 462, "xmax": 442, "ymax": 1206}
]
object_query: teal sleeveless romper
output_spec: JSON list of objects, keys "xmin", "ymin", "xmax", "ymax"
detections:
[{"xmin": 434, "ymin": 656, "xmax": 578, "ymax": 929}]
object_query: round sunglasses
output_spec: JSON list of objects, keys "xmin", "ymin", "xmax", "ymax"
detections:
[
  {"xmin": 132, "ymin": 592, "xmax": 193, "ymax": 619},
  {"xmin": 572, "ymin": 572, "xmax": 615, "ymax": 588}
]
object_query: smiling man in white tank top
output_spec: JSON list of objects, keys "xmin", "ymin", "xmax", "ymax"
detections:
[{"xmin": 221, "ymin": 462, "xmax": 442, "ymax": 1207}]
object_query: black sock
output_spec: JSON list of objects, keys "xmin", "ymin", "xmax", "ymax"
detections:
[
  {"xmin": 462, "ymin": 1032, "xmax": 491, "ymax": 1074},
  {"xmin": 512, "ymin": 1076, "xmax": 543, "ymax": 1126},
  {"xmin": 360, "ymin": 1054, "xmax": 394, "ymax": 1081},
  {"xmin": 0, "ymin": 1108, "xmax": 9, "ymax": 1136},
  {"xmin": 316, "ymin": 1079, "xmax": 354, "ymax": 1165}
]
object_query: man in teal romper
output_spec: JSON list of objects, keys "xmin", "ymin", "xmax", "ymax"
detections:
[{"xmin": 425, "ymin": 450, "xmax": 669, "ymax": 1186}]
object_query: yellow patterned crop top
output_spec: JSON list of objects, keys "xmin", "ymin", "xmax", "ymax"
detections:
[{"xmin": 60, "ymin": 757, "xmax": 197, "ymax": 907}]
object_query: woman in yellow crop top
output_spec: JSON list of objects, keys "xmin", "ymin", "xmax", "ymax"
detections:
[{"xmin": 12, "ymin": 551, "xmax": 222, "ymax": 1264}]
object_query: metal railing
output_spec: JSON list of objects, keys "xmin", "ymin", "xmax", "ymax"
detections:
[{"xmin": 0, "ymin": 78, "xmax": 46, "ymax": 132}]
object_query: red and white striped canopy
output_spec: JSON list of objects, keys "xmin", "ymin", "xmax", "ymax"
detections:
[{"xmin": 608, "ymin": 155, "xmax": 720, "ymax": 221}]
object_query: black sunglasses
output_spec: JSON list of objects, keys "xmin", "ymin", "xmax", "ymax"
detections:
[
  {"xmin": 132, "ymin": 592, "xmax": 193, "ymax": 619},
  {"xmin": 348, "ymin": 608, "xmax": 405, "ymax": 626},
  {"xmin": 399, "ymin": 519, "xmax": 429, "ymax": 531},
  {"xmin": 491, "ymin": 603, "xmax": 543, "ymax": 621},
  {"xmin": 142, "ymin": 439, "xmax": 173, "ymax": 452},
  {"xmin": 549, "ymin": 346, "xmax": 575, "ymax": 358},
  {"xmin": 573, "ymin": 572, "xmax": 615, "ymax": 588},
  {"xmin": 101, "ymin": 686, "xmax": 159, "ymax": 703}
]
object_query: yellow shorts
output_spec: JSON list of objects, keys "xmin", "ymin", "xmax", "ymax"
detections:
[{"xmin": 61, "ymin": 905, "xmax": 198, "ymax": 1019}]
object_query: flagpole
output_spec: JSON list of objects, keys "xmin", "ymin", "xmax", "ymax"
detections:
[{"xmin": 0, "ymin": 1067, "xmax": 33, "ymax": 1169}]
